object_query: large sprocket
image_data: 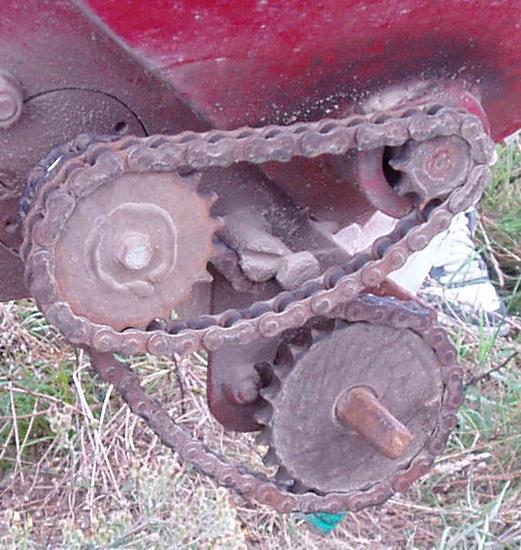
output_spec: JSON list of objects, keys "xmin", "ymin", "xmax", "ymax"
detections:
[{"xmin": 256, "ymin": 297, "xmax": 461, "ymax": 496}]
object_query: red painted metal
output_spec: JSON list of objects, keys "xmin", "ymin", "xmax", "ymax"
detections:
[{"xmin": 84, "ymin": 0, "xmax": 521, "ymax": 140}]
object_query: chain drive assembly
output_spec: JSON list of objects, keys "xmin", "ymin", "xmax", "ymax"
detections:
[
  {"xmin": 20, "ymin": 103, "xmax": 493, "ymax": 512},
  {"xmin": 21, "ymin": 105, "xmax": 493, "ymax": 355}
]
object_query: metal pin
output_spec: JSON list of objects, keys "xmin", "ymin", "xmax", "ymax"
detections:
[{"xmin": 336, "ymin": 386, "xmax": 413, "ymax": 460}]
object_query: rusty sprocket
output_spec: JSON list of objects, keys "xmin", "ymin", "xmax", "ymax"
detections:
[
  {"xmin": 20, "ymin": 102, "xmax": 491, "ymax": 513},
  {"xmin": 256, "ymin": 296, "xmax": 461, "ymax": 497}
]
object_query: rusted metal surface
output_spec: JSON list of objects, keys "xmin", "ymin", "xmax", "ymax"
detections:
[
  {"xmin": 0, "ymin": 0, "xmax": 506, "ymax": 516},
  {"xmin": 89, "ymin": 294, "xmax": 464, "ymax": 513},
  {"xmin": 206, "ymin": 271, "xmax": 428, "ymax": 435},
  {"xmin": 21, "ymin": 104, "xmax": 493, "ymax": 358},
  {"xmin": 335, "ymin": 386, "xmax": 413, "ymax": 461},
  {"xmin": 357, "ymin": 148, "xmax": 414, "ymax": 218},
  {"xmin": 390, "ymin": 136, "xmax": 472, "ymax": 208},
  {"xmin": 0, "ymin": 0, "xmax": 210, "ymax": 302},
  {"xmin": 358, "ymin": 134, "xmax": 472, "ymax": 217},
  {"xmin": 220, "ymin": 211, "xmax": 324, "ymax": 288},
  {"xmin": 205, "ymin": 270, "xmax": 282, "ymax": 433},
  {"xmin": 207, "ymin": 336, "xmax": 277, "ymax": 432},
  {"xmin": 256, "ymin": 306, "xmax": 447, "ymax": 495},
  {"xmin": 356, "ymin": 91, "xmax": 486, "ymax": 218}
]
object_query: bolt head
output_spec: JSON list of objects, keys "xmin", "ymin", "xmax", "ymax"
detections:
[
  {"xmin": 116, "ymin": 232, "xmax": 153, "ymax": 271},
  {"xmin": 230, "ymin": 377, "xmax": 260, "ymax": 405}
]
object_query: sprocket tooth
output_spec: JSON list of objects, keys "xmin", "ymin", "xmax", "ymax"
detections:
[
  {"xmin": 253, "ymin": 403, "xmax": 272, "ymax": 426},
  {"xmin": 204, "ymin": 190, "xmax": 219, "ymax": 207},
  {"xmin": 255, "ymin": 427, "xmax": 272, "ymax": 446},
  {"xmin": 272, "ymin": 363, "xmax": 291, "ymax": 381},
  {"xmin": 213, "ymin": 215, "xmax": 226, "ymax": 232},
  {"xmin": 388, "ymin": 157, "xmax": 409, "ymax": 173},
  {"xmin": 395, "ymin": 176, "xmax": 417, "ymax": 197},
  {"xmin": 310, "ymin": 328, "xmax": 326, "ymax": 345},
  {"xmin": 259, "ymin": 377, "xmax": 281, "ymax": 403},
  {"xmin": 286, "ymin": 343, "xmax": 306, "ymax": 361},
  {"xmin": 183, "ymin": 171, "xmax": 203, "ymax": 191},
  {"xmin": 263, "ymin": 447, "xmax": 279, "ymax": 467},
  {"xmin": 275, "ymin": 466, "xmax": 295, "ymax": 488},
  {"xmin": 190, "ymin": 270, "xmax": 214, "ymax": 286}
]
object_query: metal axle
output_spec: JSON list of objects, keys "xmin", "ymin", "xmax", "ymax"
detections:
[{"xmin": 336, "ymin": 386, "xmax": 413, "ymax": 460}]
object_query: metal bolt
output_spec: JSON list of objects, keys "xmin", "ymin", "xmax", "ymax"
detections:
[
  {"xmin": 0, "ymin": 73, "xmax": 23, "ymax": 129},
  {"xmin": 228, "ymin": 375, "xmax": 261, "ymax": 405},
  {"xmin": 116, "ymin": 232, "xmax": 153, "ymax": 271},
  {"xmin": 335, "ymin": 386, "xmax": 413, "ymax": 460}
]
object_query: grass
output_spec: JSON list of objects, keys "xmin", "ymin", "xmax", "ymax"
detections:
[{"xmin": 0, "ymin": 139, "xmax": 520, "ymax": 548}]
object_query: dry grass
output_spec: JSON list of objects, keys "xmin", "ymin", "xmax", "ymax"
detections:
[{"xmin": 0, "ymin": 142, "xmax": 520, "ymax": 549}]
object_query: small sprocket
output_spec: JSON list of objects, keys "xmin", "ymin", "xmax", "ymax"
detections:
[{"xmin": 23, "ymin": 161, "xmax": 220, "ymax": 332}]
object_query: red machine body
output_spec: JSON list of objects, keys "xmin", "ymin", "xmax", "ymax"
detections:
[{"xmin": 87, "ymin": 0, "xmax": 521, "ymax": 139}]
